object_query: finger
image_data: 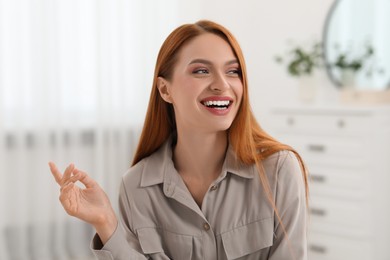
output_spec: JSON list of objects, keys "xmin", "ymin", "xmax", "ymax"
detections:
[
  {"xmin": 62, "ymin": 171, "xmax": 82, "ymax": 187},
  {"xmin": 49, "ymin": 162, "xmax": 63, "ymax": 184},
  {"xmin": 60, "ymin": 181, "xmax": 75, "ymax": 194},
  {"xmin": 61, "ymin": 163, "xmax": 75, "ymax": 184},
  {"xmin": 73, "ymin": 169, "xmax": 97, "ymax": 189}
]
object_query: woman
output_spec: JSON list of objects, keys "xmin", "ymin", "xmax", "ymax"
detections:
[{"xmin": 49, "ymin": 20, "xmax": 309, "ymax": 259}]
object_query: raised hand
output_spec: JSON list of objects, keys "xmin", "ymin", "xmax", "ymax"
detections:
[{"xmin": 49, "ymin": 162, "xmax": 117, "ymax": 244}]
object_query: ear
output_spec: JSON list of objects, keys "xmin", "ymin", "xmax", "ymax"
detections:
[{"xmin": 157, "ymin": 77, "xmax": 173, "ymax": 103}]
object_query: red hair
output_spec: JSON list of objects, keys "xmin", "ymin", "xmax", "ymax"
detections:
[{"xmin": 132, "ymin": 21, "xmax": 309, "ymax": 256}]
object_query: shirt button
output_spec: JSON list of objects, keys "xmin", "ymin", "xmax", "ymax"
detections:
[
  {"xmin": 203, "ymin": 223, "xmax": 210, "ymax": 231},
  {"xmin": 210, "ymin": 185, "xmax": 218, "ymax": 191}
]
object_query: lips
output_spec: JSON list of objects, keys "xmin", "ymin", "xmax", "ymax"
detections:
[{"xmin": 200, "ymin": 96, "xmax": 234, "ymax": 115}]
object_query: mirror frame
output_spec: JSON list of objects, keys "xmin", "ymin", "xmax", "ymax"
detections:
[
  {"xmin": 322, "ymin": 0, "xmax": 342, "ymax": 87},
  {"xmin": 323, "ymin": 0, "xmax": 390, "ymax": 89}
]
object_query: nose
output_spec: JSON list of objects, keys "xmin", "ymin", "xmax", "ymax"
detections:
[{"xmin": 210, "ymin": 72, "xmax": 230, "ymax": 92}]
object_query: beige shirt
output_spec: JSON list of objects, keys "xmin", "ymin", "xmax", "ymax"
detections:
[{"xmin": 92, "ymin": 138, "xmax": 307, "ymax": 260}]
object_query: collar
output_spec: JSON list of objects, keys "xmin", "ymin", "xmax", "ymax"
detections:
[{"xmin": 140, "ymin": 136, "xmax": 255, "ymax": 188}]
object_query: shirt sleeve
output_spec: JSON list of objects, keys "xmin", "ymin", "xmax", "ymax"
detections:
[
  {"xmin": 90, "ymin": 180, "xmax": 150, "ymax": 260},
  {"xmin": 268, "ymin": 151, "xmax": 308, "ymax": 260}
]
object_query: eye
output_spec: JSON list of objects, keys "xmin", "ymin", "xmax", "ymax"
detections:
[
  {"xmin": 193, "ymin": 68, "xmax": 209, "ymax": 74},
  {"xmin": 227, "ymin": 68, "xmax": 241, "ymax": 76}
]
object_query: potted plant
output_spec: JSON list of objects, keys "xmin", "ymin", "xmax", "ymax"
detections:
[
  {"xmin": 275, "ymin": 40, "xmax": 323, "ymax": 102},
  {"xmin": 330, "ymin": 43, "xmax": 383, "ymax": 87},
  {"xmin": 275, "ymin": 41, "xmax": 323, "ymax": 77}
]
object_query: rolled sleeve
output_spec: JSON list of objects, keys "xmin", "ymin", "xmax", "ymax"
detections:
[{"xmin": 91, "ymin": 221, "xmax": 147, "ymax": 260}]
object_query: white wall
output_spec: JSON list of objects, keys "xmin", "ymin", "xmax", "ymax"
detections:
[{"xmin": 177, "ymin": 0, "xmax": 337, "ymax": 124}]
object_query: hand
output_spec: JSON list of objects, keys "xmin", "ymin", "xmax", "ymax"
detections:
[{"xmin": 49, "ymin": 162, "xmax": 117, "ymax": 243}]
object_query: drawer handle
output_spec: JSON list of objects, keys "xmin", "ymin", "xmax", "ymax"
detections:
[
  {"xmin": 309, "ymin": 244, "xmax": 327, "ymax": 254},
  {"xmin": 307, "ymin": 144, "xmax": 326, "ymax": 152},
  {"xmin": 310, "ymin": 208, "xmax": 327, "ymax": 217},
  {"xmin": 311, "ymin": 174, "xmax": 326, "ymax": 183},
  {"xmin": 337, "ymin": 119, "xmax": 346, "ymax": 128},
  {"xmin": 286, "ymin": 117, "xmax": 295, "ymax": 126}
]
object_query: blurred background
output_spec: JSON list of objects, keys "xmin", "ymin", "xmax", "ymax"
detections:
[{"xmin": 1, "ymin": 0, "xmax": 389, "ymax": 259}]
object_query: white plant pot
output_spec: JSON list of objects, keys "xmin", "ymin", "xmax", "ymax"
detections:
[
  {"xmin": 298, "ymin": 74, "xmax": 317, "ymax": 103},
  {"xmin": 340, "ymin": 68, "xmax": 356, "ymax": 88}
]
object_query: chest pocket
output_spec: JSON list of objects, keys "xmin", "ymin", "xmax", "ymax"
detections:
[
  {"xmin": 137, "ymin": 227, "xmax": 193, "ymax": 259},
  {"xmin": 221, "ymin": 217, "xmax": 274, "ymax": 259}
]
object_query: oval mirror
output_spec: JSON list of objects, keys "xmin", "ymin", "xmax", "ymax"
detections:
[{"xmin": 323, "ymin": 0, "xmax": 390, "ymax": 90}]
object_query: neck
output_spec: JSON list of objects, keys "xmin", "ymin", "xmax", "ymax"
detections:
[{"xmin": 173, "ymin": 130, "xmax": 228, "ymax": 181}]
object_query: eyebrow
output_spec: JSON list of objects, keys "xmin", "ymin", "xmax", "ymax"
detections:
[{"xmin": 188, "ymin": 58, "xmax": 239, "ymax": 66}]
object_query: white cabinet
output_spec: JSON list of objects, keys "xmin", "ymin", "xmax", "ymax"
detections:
[{"xmin": 267, "ymin": 106, "xmax": 390, "ymax": 260}]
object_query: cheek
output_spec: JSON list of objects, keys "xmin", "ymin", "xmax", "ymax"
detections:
[
  {"xmin": 170, "ymin": 81, "xmax": 199, "ymax": 106},
  {"xmin": 174, "ymin": 78, "xmax": 202, "ymax": 97},
  {"xmin": 233, "ymin": 82, "xmax": 244, "ymax": 101}
]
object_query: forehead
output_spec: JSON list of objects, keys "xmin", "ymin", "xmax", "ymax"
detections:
[{"xmin": 177, "ymin": 33, "xmax": 236, "ymax": 63}]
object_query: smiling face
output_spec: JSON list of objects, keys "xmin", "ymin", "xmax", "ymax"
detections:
[{"xmin": 157, "ymin": 33, "xmax": 243, "ymax": 135}]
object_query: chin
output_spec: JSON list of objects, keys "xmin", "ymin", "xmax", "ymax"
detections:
[{"xmin": 213, "ymin": 122, "xmax": 234, "ymax": 132}]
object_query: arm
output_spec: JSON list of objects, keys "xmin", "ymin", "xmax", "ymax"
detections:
[
  {"xmin": 268, "ymin": 152, "xmax": 308, "ymax": 260},
  {"xmin": 48, "ymin": 162, "xmax": 157, "ymax": 260},
  {"xmin": 91, "ymin": 180, "xmax": 151, "ymax": 260}
]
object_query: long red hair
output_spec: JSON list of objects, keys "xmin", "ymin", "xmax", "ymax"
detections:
[{"xmin": 132, "ymin": 19, "xmax": 308, "ymax": 201}]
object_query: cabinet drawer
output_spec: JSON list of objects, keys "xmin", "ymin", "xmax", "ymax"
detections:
[
  {"xmin": 308, "ymin": 232, "xmax": 372, "ymax": 260},
  {"xmin": 269, "ymin": 112, "xmax": 372, "ymax": 134},
  {"xmin": 309, "ymin": 196, "xmax": 370, "ymax": 236},
  {"xmin": 277, "ymin": 135, "xmax": 367, "ymax": 163},
  {"xmin": 309, "ymin": 166, "xmax": 370, "ymax": 199}
]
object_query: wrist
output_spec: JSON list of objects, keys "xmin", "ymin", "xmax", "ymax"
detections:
[{"xmin": 94, "ymin": 210, "xmax": 118, "ymax": 245}]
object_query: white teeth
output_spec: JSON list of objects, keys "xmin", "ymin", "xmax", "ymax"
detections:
[{"xmin": 203, "ymin": 100, "xmax": 230, "ymax": 107}]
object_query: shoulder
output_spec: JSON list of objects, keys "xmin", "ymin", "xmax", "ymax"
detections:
[
  {"xmin": 262, "ymin": 150, "xmax": 305, "ymax": 194},
  {"xmin": 262, "ymin": 150, "xmax": 301, "ymax": 175},
  {"xmin": 121, "ymin": 146, "xmax": 167, "ymax": 192},
  {"xmin": 122, "ymin": 159, "xmax": 146, "ymax": 189},
  {"xmin": 119, "ymin": 155, "xmax": 161, "ymax": 210}
]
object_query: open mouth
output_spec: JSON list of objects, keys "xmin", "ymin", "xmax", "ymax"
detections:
[{"xmin": 201, "ymin": 100, "xmax": 232, "ymax": 110}]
